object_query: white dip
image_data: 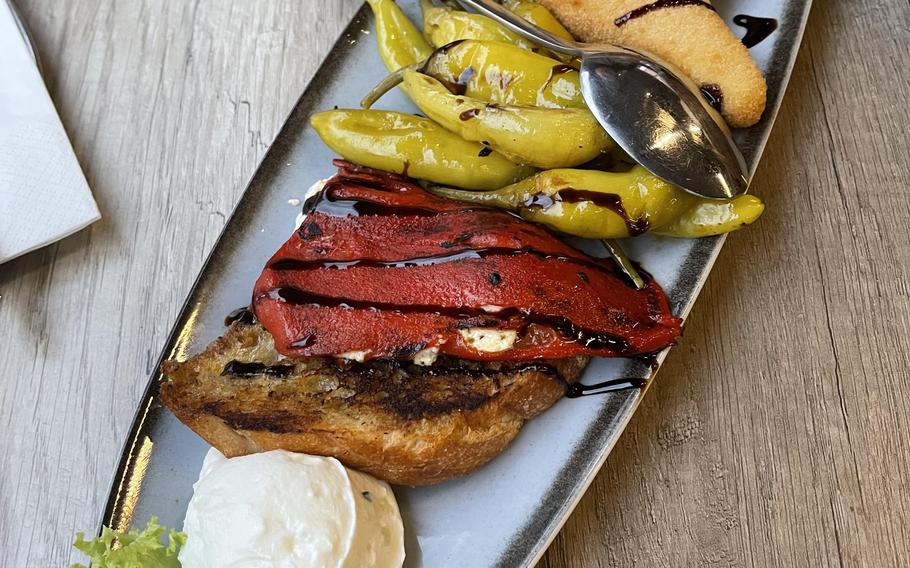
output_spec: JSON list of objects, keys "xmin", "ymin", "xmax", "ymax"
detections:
[{"xmin": 179, "ymin": 448, "xmax": 405, "ymax": 568}]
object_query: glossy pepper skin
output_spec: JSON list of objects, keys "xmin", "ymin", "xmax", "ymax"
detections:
[
  {"xmin": 253, "ymin": 161, "xmax": 681, "ymax": 362},
  {"xmin": 366, "ymin": 0, "xmax": 432, "ymax": 72},
  {"xmin": 422, "ymin": 1, "xmax": 537, "ymax": 50},
  {"xmin": 310, "ymin": 109, "xmax": 535, "ymax": 190},
  {"xmin": 429, "ymin": 166, "xmax": 765, "ymax": 239},
  {"xmin": 420, "ymin": 39, "xmax": 585, "ymax": 109},
  {"xmin": 402, "ymin": 70, "xmax": 612, "ymax": 168},
  {"xmin": 655, "ymin": 197, "xmax": 766, "ymax": 237},
  {"xmin": 422, "ymin": 0, "xmax": 573, "ymax": 49},
  {"xmin": 502, "ymin": 0, "xmax": 575, "ymax": 41}
]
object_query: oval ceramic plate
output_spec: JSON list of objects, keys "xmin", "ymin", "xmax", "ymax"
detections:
[{"xmin": 100, "ymin": 1, "xmax": 812, "ymax": 566}]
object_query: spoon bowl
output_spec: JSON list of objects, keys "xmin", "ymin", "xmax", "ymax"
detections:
[{"xmin": 580, "ymin": 49, "xmax": 748, "ymax": 199}]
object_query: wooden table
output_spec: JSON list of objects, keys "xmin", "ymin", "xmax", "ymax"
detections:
[{"xmin": 2, "ymin": 0, "xmax": 908, "ymax": 565}]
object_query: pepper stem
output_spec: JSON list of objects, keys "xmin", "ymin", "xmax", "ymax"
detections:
[
  {"xmin": 601, "ymin": 239, "xmax": 646, "ymax": 290},
  {"xmin": 426, "ymin": 184, "xmax": 516, "ymax": 208},
  {"xmin": 361, "ymin": 63, "xmax": 421, "ymax": 109}
]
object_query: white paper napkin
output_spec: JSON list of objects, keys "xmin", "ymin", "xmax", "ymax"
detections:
[{"xmin": 0, "ymin": 1, "xmax": 100, "ymax": 264}]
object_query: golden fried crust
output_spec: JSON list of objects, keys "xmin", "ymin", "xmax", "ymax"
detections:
[
  {"xmin": 159, "ymin": 323, "xmax": 588, "ymax": 486},
  {"xmin": 539, "ymin": 0, "xmax": 767, "ymax": 128}
]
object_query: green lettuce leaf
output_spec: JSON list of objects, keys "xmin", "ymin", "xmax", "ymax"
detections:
[{"xmin": 71, "ymin": 517, "xmax": 185, "ymax": 568}]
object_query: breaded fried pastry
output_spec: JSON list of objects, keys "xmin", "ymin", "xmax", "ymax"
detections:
[{"xmin": 539, "ymin": 0, "xmax": 767, "ymax": 128}]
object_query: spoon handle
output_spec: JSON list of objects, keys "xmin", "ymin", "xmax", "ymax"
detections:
[{"xmin": 454, "ymin": 0, "xmax": 585, "ymax": 57}]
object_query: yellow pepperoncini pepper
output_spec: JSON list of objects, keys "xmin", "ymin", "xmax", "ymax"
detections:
[
  {"xmin": 401, "ymin": 70, "xmax": 612, "ymax": 168},
  {"xmin": 429, "ymin": 166, "xmax": 765, "ymax": 238},
  {"xmin": 310, "ymin": 109, "xmax": 536, "ymax": 190},
  {"xmin": 502, "ymin": 0, "xmax": 575, "ymax": 41},
  {"xmin": 420, "ymin": 39, "xmax": 585, "ymax": 109},
  {"xmin": 367, "ymin": 0, "xmax": 433, "ymax": 72},
  {"xmin": 422, "ymin": 0, "xmax": 574, "ymax": 48},
  {"xmin": 422, "ymin": 2, "xmax": 537, "ymax": 50}
]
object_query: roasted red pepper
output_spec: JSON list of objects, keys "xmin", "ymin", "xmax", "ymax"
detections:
[{"xmin": 253, "ymin": 160, "xmax": 681, "ymax": 361}]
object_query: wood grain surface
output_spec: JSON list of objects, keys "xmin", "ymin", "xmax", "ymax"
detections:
[{"xmin": 1, "ymin": 0, "xmax": 907, "ymax": 566}]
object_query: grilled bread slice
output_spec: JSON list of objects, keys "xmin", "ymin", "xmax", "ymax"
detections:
[{"xmin": 160, "ymin": 322, "xmax": 588, "ymax": 486}]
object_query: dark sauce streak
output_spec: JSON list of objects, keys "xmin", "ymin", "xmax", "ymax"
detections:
[
  {"xmin": 413, "ymin": 360, "xmax": 559, "ymax": 379},
  {"xmin": 700, "ymin": 84, "xmax": 723, "ymax": 112},
  {"xmin": 439, "ymin": 232, "xmax": 472, "ymax": 249},
  {"xmin": 224, "ymin": 307, "xmax": 255, "ymax": 326},
  {"xmin": 261, "ymin": 286, "xmax": 631, "ymax": 353},
  {"xmin": 271, "ymin": 248, "xmax": 524, "ymax": 271},
  {"xmin": 434, "ymin": 39, "xmax": 467, "ymax": 56},
  {"xmin": 281, "ymin": 176, "xmax": 668, "ymax": 355},
  {"xmin": 614, "ymin": 0, "xmax": 715, "ymax": 26},
  {"xmin": 437, "ymin": 80, "xmax": 466, "ymax": 96},
  {"xmin": 579, "ymin": 151, "xmax": 637, "ymax": 173},
  {"xmin": 550, "ymin": 64, "xmax": 578, "ymax": 75},
  {"xmin": 221, "ymin": 361, "xmax": 295, "ymax": 378},
  {"xmin": 562, "ymin": 190, "xmax": 650, "ymax": 236},
  {"xmin": 308, "ymin": 185, "xmax": 449, "ymax": 218},
  {"xmin": 298, "ymin": 186, "xmax": 644, "ymax": 279},
  {"xmin": 459, "ymin": 108, "xmax": 481, "ymax": 121},
  {"xmin": 269, "ymin": 246, "xmax": 637, "ymax": 285},
  {"xmin": 523, "ymin": 189, "xmax": 650, "ymax": 236},
  {"xmin": 638, "ymin": 353, "xmax": 660, "ymax": 371},
  {"xmin": 565, "ymin": 377, "xmax": 647, "ymax": 398},
  {"xmin": 289, "ymin": 335, "xmax": 314, "ymax": 348},
  {"xmin": 542, "ymin": 63, "xmax": 580, "ymax": 95},
  {"xmin": 420, "ymin": 41, "xmax": 473, "ymax": 95},
  {"xmin": 733, "ymin": 14, "xmax": 778, "ymax": 48},
  {"xmin": 298, "ymin": 221, "xmax": 323, "ymax": 241}
]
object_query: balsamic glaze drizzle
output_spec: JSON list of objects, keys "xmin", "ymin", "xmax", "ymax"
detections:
[
  {"xmin": 699, "ymin": 84, "xmax": 724, "ymax": 112},
  {"xmin": 221, "ymin": 361, "xmax": 295, "ymax": 378},
  {"xmin": 565, "ymin": 377, "xmax": 647, "ymax": 398},
  {"xmin": 224, "ymin": 307, "xmax": 255, "ymax": 326},
  {"xmin": 270, "ymin": 246, "xmax": 624, "ymax": 277},
  {"xmin": 543, "ymin": 64, "xmax": 579, "ymax": 92},
  {"xmin": 308, "ymin": 191, "xmax": 435, "ymax": 218},
  {"xmin": 614, "ymin": 0, "xmax": 715, "ymax": 27},
  {"xmin": 219, "ymin": 357, "xmax": 648, "ymax": 397},
  {"xmin": 733, "ymin": 14, "xmax": 778, "ymax": 48},
  {"xmin": 272, "ymin": 172, "xmax": 674, "ymax": 359},
  {"xmin": 523, "ymin": 189, "xmax": 650, "ymax": 236},
  {"xmin": 459, "ymin": 108, "xmax": 481, "ymax": 121},
  {"xmin": 220, "ymin": 355, "xmax": 569, "ymax": 385},
  {"xmin": 261, "ymin": 286, "xmax": 631, "ymax": 353},
  {"xmin": 420, "ymin": 40, "xmax": 471, "ymax": 95}
]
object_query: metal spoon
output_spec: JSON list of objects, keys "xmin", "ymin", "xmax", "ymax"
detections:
[{"xmin": 455, "ymin": 0, "xmax": 749, "ymax": 200}]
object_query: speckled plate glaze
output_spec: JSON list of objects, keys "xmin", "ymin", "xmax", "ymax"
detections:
[{"xmin": 100, "ymin": 1, "xmax": 812, "ymax": 565}]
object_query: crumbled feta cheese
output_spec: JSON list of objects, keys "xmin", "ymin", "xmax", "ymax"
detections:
[
  {"xmin": 459, "ymin": 328, "xmax": 517, "ymax": 353},
  {"xmin": 337, "ymin": 350, "xmax": 369, "ymax": 363},
  {"xmin": 413, "ymin": 347, "xmax": 440, "ymax": 366}
]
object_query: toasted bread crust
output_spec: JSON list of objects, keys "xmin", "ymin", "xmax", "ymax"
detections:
[
  {"xmin": 160, "ymin": 323, "xmax": 587, "ymax": 485},
  {"xmin": 539, "ymin": 0, "xmax": 767, "ymax": 128}
]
